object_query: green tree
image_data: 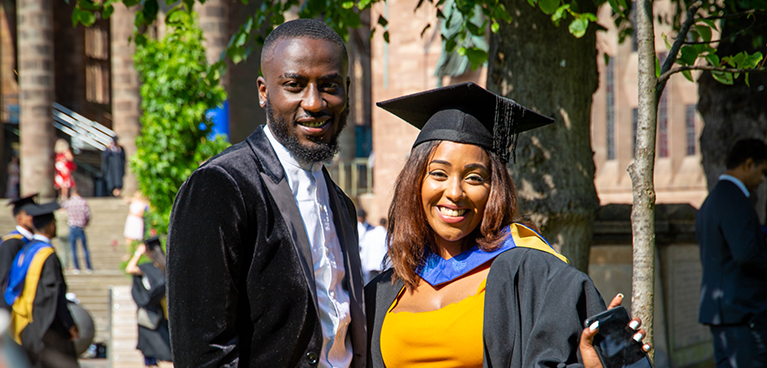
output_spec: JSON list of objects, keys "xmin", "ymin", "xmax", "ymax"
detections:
[{"xmin": 131, "ymin": 8, "xmax": 229, "ymax": 233}]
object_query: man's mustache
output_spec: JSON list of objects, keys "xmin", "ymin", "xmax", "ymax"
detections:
[{"xmin": 294, "ymin": 111, "xmax": 332, "ymax": 122}]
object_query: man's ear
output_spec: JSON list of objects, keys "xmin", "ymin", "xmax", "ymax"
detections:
[
  {"xmin": 744, "ymin": 157, "xmax": 756, "ymax": 171},
  {"xmin": 257, "ymin": 76, "xmax": 267, "ymax": 108}
]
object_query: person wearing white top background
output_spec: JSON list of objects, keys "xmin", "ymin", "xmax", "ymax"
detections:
[{"xmin": 167, "ymin": 19, "xmax": 366, "ymax": 367}]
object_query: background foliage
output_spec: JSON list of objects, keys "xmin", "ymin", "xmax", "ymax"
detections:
[{"xmin": 131, "ymin": 7, "xmax": 229, "ymax": 234}]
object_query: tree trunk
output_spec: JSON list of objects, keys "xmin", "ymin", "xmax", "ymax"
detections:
[
  {"xmin": 18, "ymin": 0, "xmax": 56, "ymax": 198},
  {"xmin": 630, "ymin": 0, "xmax": 657, "ymax": 359},
  {"xmin": 487, "ymin": 0, "xmax": 599, "ymax": 273},
  {"xmin": 698, "ymin": 15, "xmax": 767, "ymax": 220},
  {"xmin": 110, "ymin": 3, "xmax": 141, "ymax": 196}
]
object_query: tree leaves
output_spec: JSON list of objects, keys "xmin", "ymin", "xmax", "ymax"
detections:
[
  {"xmin": 538, "ymin": 0, "xmax": 560, "ymax": 15},
  {"xmin": 569, "ymin": 17, "xmax": 589, "ymax": 37},
  {"xmin": 132, "ymin": 9, "xmax": 229, "ymax": 232}
]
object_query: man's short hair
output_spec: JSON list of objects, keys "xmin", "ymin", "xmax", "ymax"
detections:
[
  {"xmin": 32, "ymin": 214, "xmax": 55, "ymax": 232},
  {"xmin": 261, "ymin": 19, "xmax": 348, "ymax": 66},
  {"xmin": 726, "ymin": 139, "xmax": 767, "ymax": 169}
]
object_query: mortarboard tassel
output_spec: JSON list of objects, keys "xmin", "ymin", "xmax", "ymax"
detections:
[{"xmin": 493, "ymin": 96, "xmax": 521, "ymax": 164}]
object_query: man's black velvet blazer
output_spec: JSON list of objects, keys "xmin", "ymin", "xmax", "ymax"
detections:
[{"xmin": 167, "ymin": 127, "xmax": 366, "ymax": 367}]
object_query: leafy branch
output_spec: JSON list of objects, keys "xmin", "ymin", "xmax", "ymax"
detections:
[
  {"xmin": 658, "ymin": 0, "xmax": 766, "ymax": 96},
  {"xmin": 658, "ymin": 64, "xmax": 767, "ymax": 84}
]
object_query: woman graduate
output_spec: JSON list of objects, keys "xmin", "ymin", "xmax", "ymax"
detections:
[
  {"xmin": 366, "ymin": 82, "xmax": 650, "ymax": 368},
  {"xmin": 127, "ymin": 236, "xmax": 172, "ymax": 367}
]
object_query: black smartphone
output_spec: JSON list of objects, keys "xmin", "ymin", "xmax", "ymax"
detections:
[{"xmin": 583, "ymin": 306, "xmax": 653, "ymax": 368}]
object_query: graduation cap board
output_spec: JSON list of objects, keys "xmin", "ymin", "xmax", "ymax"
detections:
[
  {"xmin": 376, "ymin": 82, "xmax": 555, "ymax": 163},
  {"xmin": 7, "ymin": 194, "xmax": 38, "ymax": 216},
  {"xmin": 144, "ymin": 236, "xmax": 162, "ymax": 251},
  {"xmin": 25, "ymin": 201, "xmax": 61, "ymax": 218}
]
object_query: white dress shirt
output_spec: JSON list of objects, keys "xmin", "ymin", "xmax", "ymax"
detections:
[
  {"xmin": 265, "ymin": 126, "xmax": 353, "ymax": 368},
  {"xmin": 32, "ymin": 234, "xmax": 51, "ymax": 244},
  {"xmin": 719, "ymin": 174, "xmax": 750, "ymax": 197},
  {"xmin": 16, "ymin": 226, "xmax": 33, "ymax": 241}
]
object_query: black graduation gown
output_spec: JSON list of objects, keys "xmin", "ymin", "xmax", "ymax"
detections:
[
  {"xmin": 19, "ymin": 253, "xmax": 78, "ymax": 368},
  {"xmin": 132, "ymin": 263, "xmax": 172, "ymax": 361},
  {"xmin": 0, "ymin": 236, "xmax": 26, "ymax": 310},
  {"xmin": 101, "ymin": 147, "xmax": 125, "ymax": 193},
  {"xmin": 365, "ymin": 247, "xmax": 606, "ymax": 368}
]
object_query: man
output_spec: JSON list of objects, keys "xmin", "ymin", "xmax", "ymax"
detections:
[
  {"xmin": 356, "ymin": 211, "xmax": 386, "ymax": 284},
  {"xmin": 697, "ymin": 138, "xmax": 767, "ymax": 367},
  {"xmin": 5, "ymin": 201, "xmax": 79, "ymax": 368},
  {"xmin": 0, "ymin": 194, "xmax": 38, "ymax": 311},
  {"xmin": 167, "ymin": 19, "xmax": 365, "ymax": 367},
  {"xmin": 356, "ymin": 208, "xmax": 374, "ymax": 245},
  {"xmin": 363, "ymin": 219, "xmax": 388, "ymax": 283},
  {"xmin": 61, "ymin": 188, "xmax": 92, "ymax": 274}
]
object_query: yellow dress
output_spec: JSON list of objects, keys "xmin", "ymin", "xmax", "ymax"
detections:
[{"xmin": 380, "ymin": 279, "xmax": 486, "ymax": 368}]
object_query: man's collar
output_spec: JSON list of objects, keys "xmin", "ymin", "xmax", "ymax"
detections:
[
  {"xmin": 15, "ymin": 226, "xmax": 33, "ymax": 240},
  {"xmin": 263, "ymin": 125, "xmax": 322, "ymax": 172},
  {"xmin": 32, "ymin": 234, "xmax": 51, "ymax": 243},
  {"xmin": 719, "ymin": 174, "xmax": 750, "ymax": 197}
]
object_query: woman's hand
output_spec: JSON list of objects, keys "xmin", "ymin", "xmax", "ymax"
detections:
[{"xmin": 579, "ymin": 293, "xmax": 652, "ymax": 368}]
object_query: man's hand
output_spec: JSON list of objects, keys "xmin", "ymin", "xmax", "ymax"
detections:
[
  {"xmin": 69, "ymin": 324, "xmax": 80, "ymax": 341},
  {"xmin": 579, "ymin": 293, "xmax": 651, "ymax": 368}
]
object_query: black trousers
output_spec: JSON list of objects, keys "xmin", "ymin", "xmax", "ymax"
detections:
[{"xmin": 711, "ymin": 323, "xmax": 767, "ymax": 368}]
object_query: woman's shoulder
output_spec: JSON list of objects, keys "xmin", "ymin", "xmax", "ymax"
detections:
[{"xmin": 491, "ymin": 246, "xmax": 587, "ymax": 281}]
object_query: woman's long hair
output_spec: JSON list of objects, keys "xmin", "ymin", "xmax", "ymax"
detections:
[
  {"xmin": 386, "ymin": 140, "xmax": 520, "ymax": 290},
  {"xmin": 149, "ymin": 246, "xmax": 166, "ymax": 274}
]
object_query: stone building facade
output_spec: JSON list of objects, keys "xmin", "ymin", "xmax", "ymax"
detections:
[{"xmin": 591, "ymin": 3, "xmax": 707, "ymax": 207}]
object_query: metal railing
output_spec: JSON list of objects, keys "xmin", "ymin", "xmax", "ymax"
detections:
[
  {"xmin": 327, "ymin": 158, "xmax": 373, "ymax": 198},
  {"xmin": 2, "ymin": 102, "xmax": 116, "ymax": 152},
  {"xmin": 52, "ymin": 103, "xmax": 115, "ymax": 151}
]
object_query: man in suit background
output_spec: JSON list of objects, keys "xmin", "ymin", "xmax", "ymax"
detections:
[
  {"xmin": 697, "ymin": 138, "xmax": 767, "ymax": 368},
  {"xmin": 167, "ymin": 19, "xmax": 365, "ymax": 367}
]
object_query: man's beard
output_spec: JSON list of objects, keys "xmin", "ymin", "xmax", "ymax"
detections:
[{"xmin": 266, "ymin": 98, "xmax": 349, "ymax": 165}]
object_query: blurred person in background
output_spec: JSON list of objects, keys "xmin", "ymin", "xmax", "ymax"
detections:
[
  {"xmin": 102, "ymin": 136, "xmax": 125, "ymax": 197},
  {"xmin": 697, "ymin": 138, "xmax": 767, "ymax": 368},
  {"xmin": 5, "ymin": 155, "xmax": 19, "ymax": 199},
  {"xmin": 5, "ymin": 202, "xmax": 79, "ymax": 368},
  {"xmin": 54, "ymin": 139, "xmax": 76, "ymax": 201},
  {"xmin": 360, "ymin": 219, "xmax": 388, "ymax": 284},
  {"xmin": 0, "ymin": 194, "xmax": 37, "ymax": 311},
  {"xmin": 127, "ymin": 236, "xmax": 171, "ymax": 368},
  {"xmin": 123, "ymin": 191, "xmax": 148, "ymax": 257},
  {"xmin": 61, "ymin": 188, "xmax": 92, "ymax": 274}
]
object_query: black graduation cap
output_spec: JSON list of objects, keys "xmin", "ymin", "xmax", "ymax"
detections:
[
  {"xmin": 376, "ymin": 82, "xmax": 554, "ymax": 163},
  {"xmin": 7, "ymin": 194, "xmax": 39, "ymax": 216},
  {"xmin": 144, "ymin": 236, "xmax": 162, "ymax": 251},
  {"xmin": 24, "ymin": 201, "xmax": 61, "ymax": 217}
]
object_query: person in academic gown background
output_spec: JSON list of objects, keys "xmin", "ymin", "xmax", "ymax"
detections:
[
  {"xmin": 127, "ymin": 236, "xmax": 171, "ymax": 367},
  {"xmin": 4, "ymin": 202, "xmax": 79, "ymax": 368},
  {"xmin": 366, "ymin": 83, "xmax": 651, "ymax": 367},
  {"xmin": 0, "ymin": 194, "xmax": 38, "ymax": 311}
]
